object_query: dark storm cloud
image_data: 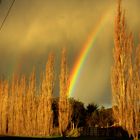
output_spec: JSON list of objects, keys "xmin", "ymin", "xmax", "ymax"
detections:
[{"xmin": 0, "ymin": 0, "xmax": 139, "ymax": 107}]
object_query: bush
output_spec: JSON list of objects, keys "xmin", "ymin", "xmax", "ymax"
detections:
[{"xmin": 67, "ymin": 128, "xmax": 80, "ymax": 137}]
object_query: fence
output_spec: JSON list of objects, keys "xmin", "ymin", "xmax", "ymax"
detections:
[{"xmin": 79, "ymin": 126, "xmax": 129, "ymax": 137}]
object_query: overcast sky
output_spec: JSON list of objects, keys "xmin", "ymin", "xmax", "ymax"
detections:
[{"xmin": 0, "ymin": 0, "xmax": 140, "ymax": 107}]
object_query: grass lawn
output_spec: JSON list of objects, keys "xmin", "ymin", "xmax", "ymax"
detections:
[{"xmin": 0, "ymin": 136, "xmax": 132, "ymax": 140}]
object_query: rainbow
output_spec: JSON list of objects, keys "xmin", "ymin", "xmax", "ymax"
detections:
[{"xmin": 68, "ymin": 11, "xmax": 110, "ymax": 97}]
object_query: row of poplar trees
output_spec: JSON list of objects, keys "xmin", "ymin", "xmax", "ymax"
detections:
[
  {"xmin": 0, "ymin": 48, "xmax": 72, "ymax": 136},
  {"xmin": 112, "ymin": 0, "xmax": 140, "ymax": 140}
]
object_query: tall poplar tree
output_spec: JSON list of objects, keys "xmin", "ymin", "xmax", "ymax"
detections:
[
  {"xmin": 43, "ymin": 53, "xmax": 54, "ymax": 135},
  {"xmin": 112, "ymin": 0, "xmax": 140, "ymax": 140},
  {"xmin": 59, "ymin": 48, "xmax": 72, "ymax": 136}
]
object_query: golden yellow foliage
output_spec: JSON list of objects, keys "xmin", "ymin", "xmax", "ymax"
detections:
[
  {"xmin": 112, "ymin": 0, "xmax": 140, "ymax": 140},
  {"xmin": 59, "ymin": 48, "xmax": 72, "ymax": 136},
  {"xmin": 0, "ymin": 53, "xmax": 55, "ymax": 136}
]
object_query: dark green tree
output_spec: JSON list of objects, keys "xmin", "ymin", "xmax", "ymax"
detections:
[
  {"xmin": 85, "ymin": 103, "xmax": 98, "ymax": 127},
  {"xmin": 98, "ymin": 107, "xmax": 114, "ymax": 127},
  {"xmin": 52, "ymin": 97, "xmax": 59, "ymax": 127},
  {"xmin": 70, "ymin": 98, "xmax": 86, "ymax": 128},
  {"xmin": 86, "ymin": 103, "xmax": 98, "ymax": 115}
]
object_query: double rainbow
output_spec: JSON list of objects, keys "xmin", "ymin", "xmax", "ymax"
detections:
[{"xmin": 68, "ymin": 11, "xmax": 111, "ymax": 97}]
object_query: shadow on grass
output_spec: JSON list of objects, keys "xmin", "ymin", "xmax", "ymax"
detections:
[{"xmin": 0, "ymin": 136, "xmax": 132, "ymax": 140}]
